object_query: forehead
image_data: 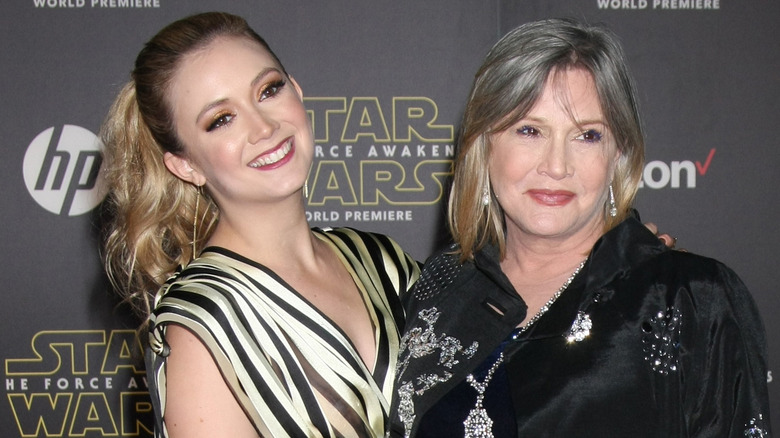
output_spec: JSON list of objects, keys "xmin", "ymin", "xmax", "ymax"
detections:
[
  {"xmin": 538, "ymin": 68, "xmax": 603, "ymax": 116},
  {"xmin": 167, "ymin": 36, "xmax": 280, "ymax": 117},
  {"xmin": 494, "ymin": 67, "xmax": 603, "ymax": 133},
  {"xmin": 174, "ymin": 35, "xmax": 278, "ymax": 84}
]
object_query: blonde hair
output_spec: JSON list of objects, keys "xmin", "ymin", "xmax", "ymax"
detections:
[
  {"xmin": 100, "ymin": 12, "xmax": 284, "ymax": 321},
  {"xmin": 449, "ymin": 19, "xmax": 645, "ymax": 261}
]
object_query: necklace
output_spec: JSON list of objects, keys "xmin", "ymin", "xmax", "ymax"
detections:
[{"xmin": 463, "ymin": 257, "xmax": 588, "ymax": 438}]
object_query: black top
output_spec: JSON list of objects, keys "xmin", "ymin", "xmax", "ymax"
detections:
[{"xmin": 389, "ymin": 217, "xmax": 771, "ymax": 437}]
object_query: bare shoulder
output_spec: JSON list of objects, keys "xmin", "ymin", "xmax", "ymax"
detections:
[{"xmin": 163, "ymin": 325, "xmax": 259, "ymax": 438}]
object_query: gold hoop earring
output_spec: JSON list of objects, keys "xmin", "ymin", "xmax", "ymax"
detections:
[{"xmin": 192, "ymin": 185, "xmax": 202, "ymax": 260}]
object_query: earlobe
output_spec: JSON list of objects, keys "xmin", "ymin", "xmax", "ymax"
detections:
[{"xmin": 164, "ymin": 152, "xmax": 205, "ymax": 185}]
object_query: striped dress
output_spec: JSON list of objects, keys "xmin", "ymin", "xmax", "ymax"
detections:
[{"xmin": 146, "ymin": 227, "xmax": 420, "ymax": 437}]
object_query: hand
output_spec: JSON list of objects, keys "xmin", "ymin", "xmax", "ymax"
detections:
[{"xmin": 643, "ymin": 222, "xmax": 678, "ymax": 249}]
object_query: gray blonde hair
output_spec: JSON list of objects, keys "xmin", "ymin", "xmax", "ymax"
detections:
[{"xmin": 448, "ymin": 18, "xmax": 645, "ymax": 261}]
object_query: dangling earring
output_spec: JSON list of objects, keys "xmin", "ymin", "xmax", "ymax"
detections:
[
  {"xmin": 192, "ymin": 185, "xmax": 202, "ymax": 260},
  {"xmin": 303, "ymin": 179, "xmax": 309, "ymax": 200},
  {"xmin": 482, "ymin": 183, "xmax": 490, "ymax": 207},
  {"xmin": 608, "ymin": 184, "xmax": 617, "ymax": 217}
]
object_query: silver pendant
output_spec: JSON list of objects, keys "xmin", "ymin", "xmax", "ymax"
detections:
[{"xmin": 464, "ymin": 404, "xmax": 494, "ymax": 438}]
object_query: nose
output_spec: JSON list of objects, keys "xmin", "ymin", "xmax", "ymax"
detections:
[
  {"xmin": 537, "ymin": 136, "xmax": 572, "ymax": 179},
  {"xmin": 247, "ymin": 107, "xmax": 278, "ymax": 144}
]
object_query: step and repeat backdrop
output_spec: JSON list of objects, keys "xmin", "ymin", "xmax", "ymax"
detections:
[{"xmin": 1, "ymin": 0, "xmax": 777, "ymax": 435}]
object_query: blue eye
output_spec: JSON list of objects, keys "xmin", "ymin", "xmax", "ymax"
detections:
[
  {"xmin": 259, "ymin": 79, "xmax": 287, "ymax": 101},
  {"xmin": 207, "ymin": 113, "xmax": 234, "ymax": 132},
  {"xmin": 576, "ymin": 129, "xmax": 602, "ymax": 143}
]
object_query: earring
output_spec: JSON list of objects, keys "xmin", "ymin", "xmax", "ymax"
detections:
[
  {"xmin": 608, "ymin": 184, "xmax": 617, "ymax": 217},
  {"xmin": 303, "ymin": 180, "xmax": 309, "ymax": 200},
  {"xmin": 482, "ymin": 184, "xmax": 490, "ymax": 207},
  {"xmin": 192, "ymin": 185, "xmax": 202, "ymax": 260}
]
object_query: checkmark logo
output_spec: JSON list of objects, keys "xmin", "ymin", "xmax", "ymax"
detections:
[{"xmin": 695, "ymin": 148, "xmax": 716, "ymax": 176}]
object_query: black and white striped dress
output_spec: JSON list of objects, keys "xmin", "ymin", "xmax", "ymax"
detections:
[{"xmin": 146, "ymin": 227, "xmax": 420, "ymax": 437}]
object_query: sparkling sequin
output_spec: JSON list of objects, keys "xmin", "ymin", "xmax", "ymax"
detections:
[
  {"xmin": 413, "ymin": 248, "xmax": 460, "ymax": 300},
  {"xmin": 463, "ymin": 352, "xmax": 503, "ymax": 438},
  {"xmin": 415, "ymin": 372, "xmax": 453, "ymax": 394},
  {"xmin": 744, "ymin": 414, "xmax": 769, "ymax": 438},
  {"xmin": 461, "ymin": 258, "xmax": 588, "ymax": 438},
  {"xmin": 395, "ymin": 306, "xmax": 479, "ymax": 437},
  {"xmin": 641, "ymin": 306, "xmax": 682, "ymax": 374},
  {"xmin": 463, "ymin": 407, "xmax": 494, "ymax": 438},
  {"xmin": 566, "ymin": 311, "xmax": 592, "ymax": 343},
  {"xmin": 395, "ymin": 382, "xmax": 416, "ymax": 438}
]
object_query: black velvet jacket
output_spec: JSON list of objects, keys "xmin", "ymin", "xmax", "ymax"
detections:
[{"xmin": 388, "ymin": 217, "xmax": 771, "ymax": 437}]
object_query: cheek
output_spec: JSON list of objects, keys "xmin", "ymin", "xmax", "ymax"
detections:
[
  {"xmin": 580, "ymin": 160, "xmax": 613, "ymax": 193},
  {"xmin": 489, "ymin": 160, "xmax": 528, "ymax": 201},
  {"xmin": 490, "ymin": 152, "xmax": 534, "ymax": 183}
]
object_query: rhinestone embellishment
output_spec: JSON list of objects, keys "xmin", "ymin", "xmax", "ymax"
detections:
[
  {"xmin": 566, "ymin": 311, "xmax": 592, "ymax": 343},
  {"xmin": 463, "ymin": 258, "xmax": 587, "ymax": 437},
  {"xmin": 641, "ymin": 306, "xmax": 682, "ymax": 374},
  {"xmin": 744, "ymin": 415, "xmax": 769, "ymax": 437},
  {"xmin": 395, "ymin": 306, "xmax": 479, "ymax": 437},
  {"xmin": 463, "ymin": 352, "xmax": 503, "ymax": 438}
]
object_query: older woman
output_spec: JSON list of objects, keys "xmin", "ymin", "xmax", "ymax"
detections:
[{"xmin": 389, "ymin": 19, "xmax": 771, "ymax": 437}]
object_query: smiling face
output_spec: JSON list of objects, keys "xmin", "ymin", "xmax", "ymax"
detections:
[
  {"xmin": 164, "ymin": 35, "xmax": 313, "ymax": 211},
  {"xmin": 488, "ymin": 68, "xmax": 620, "ymax": 247}
]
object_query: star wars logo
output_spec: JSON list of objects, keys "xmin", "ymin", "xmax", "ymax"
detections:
[
  {"xmin": 4, "ymin": 330, "xmax": 152, "ymax": 437},
  {"xmin": 304, "ymin": 97, "xmax": 455, "ymax": 208}
]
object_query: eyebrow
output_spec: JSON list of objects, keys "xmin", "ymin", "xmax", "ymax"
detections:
[
  {"xmin": 519, "ymin": 115, "xmax": 607, "ymax": 127},
  {"xmin": 194, "ymin": 67, "xmax": 283, "ymax": 124}
]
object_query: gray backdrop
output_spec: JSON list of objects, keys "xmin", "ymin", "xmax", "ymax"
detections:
[{"xmin": 2, "ymin": 0, "xmax": 777, "ymax": 435}]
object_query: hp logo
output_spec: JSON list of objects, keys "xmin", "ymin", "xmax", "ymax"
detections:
[{"xmin": 22, "ymin": 125, "xmax": 106, "ymax": 216}]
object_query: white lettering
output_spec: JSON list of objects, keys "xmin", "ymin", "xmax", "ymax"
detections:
[
  {"xmin": 305, "ymin": 211, "xmax": 341, "ymax": 222},
  {"xmin": 90, "ymin": 0, "xmax": 160, "ymax": 7},
  {"xmin": 640, "ymin": 160, "xmax": 697, "ymax": 189},
  {"xmin": 652, "ymin": 0, "xmax": 718, "ymax": 8},
  {"xmin": 670, "ymin": 161, "xmax": 696, "ymax": 188},
  {"xmin": 344, "ymin": 210, "xmax": 413, "ymax": 221},
  {"xmin": 598, "ymin": 0, "xmax": 647, "ymax": 8},
  {"xmin": 34, "ymin": 0, "xmax": 86, "ymax": 6}
]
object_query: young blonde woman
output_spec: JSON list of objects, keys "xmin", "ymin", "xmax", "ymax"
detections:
[{"xmin": 101, "ymin": 12, "xmax": 419, "ymax": 437}]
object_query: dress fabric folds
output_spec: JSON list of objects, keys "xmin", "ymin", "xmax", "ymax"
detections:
[
  {"xmin": 146, "ymin": 227, "xmax": 420, "ymax": 438},
  {"xmin": 390, "ymin": 217, "xmax": 771, "ymax": 438}
]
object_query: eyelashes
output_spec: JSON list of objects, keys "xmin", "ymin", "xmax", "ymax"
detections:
[
  {"xmin": 516, "ymin": 125, "xmax": 604, "ymax": 143},
  {"xmin": 517, "ymin": 125, "xmax": 540, "ymax": 137},
  {"xmin": 207, "ymin": 113, "xmax": 234, "ymax": 132},
  {"xmin": 258, "ymin": 78, "xmax": 287, "ymax": 102},
  {"xmin": 575, "ymin": 129, "xmax": 603, "ymax": 143},
  {"xmin": 205, "ymin": 77, "xmax": 288, "ymax": 133}
]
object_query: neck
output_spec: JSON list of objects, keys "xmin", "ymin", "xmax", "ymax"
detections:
[
  {"xmin": 500, "ymin": 220, "xmax": 601, "ymax": 292},
  {"xmin": 206, "ymin": 195, "xmax": 317, "ymax": 269}
]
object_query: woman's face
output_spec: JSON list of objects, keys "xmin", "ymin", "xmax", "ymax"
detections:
[
  {"xmin": 166, "ymin": 35, "xmax": 313, "ymax": 210},
  {"xmin": 488, "ymin": 68, "xmax": 619, "ymax": 245}
]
